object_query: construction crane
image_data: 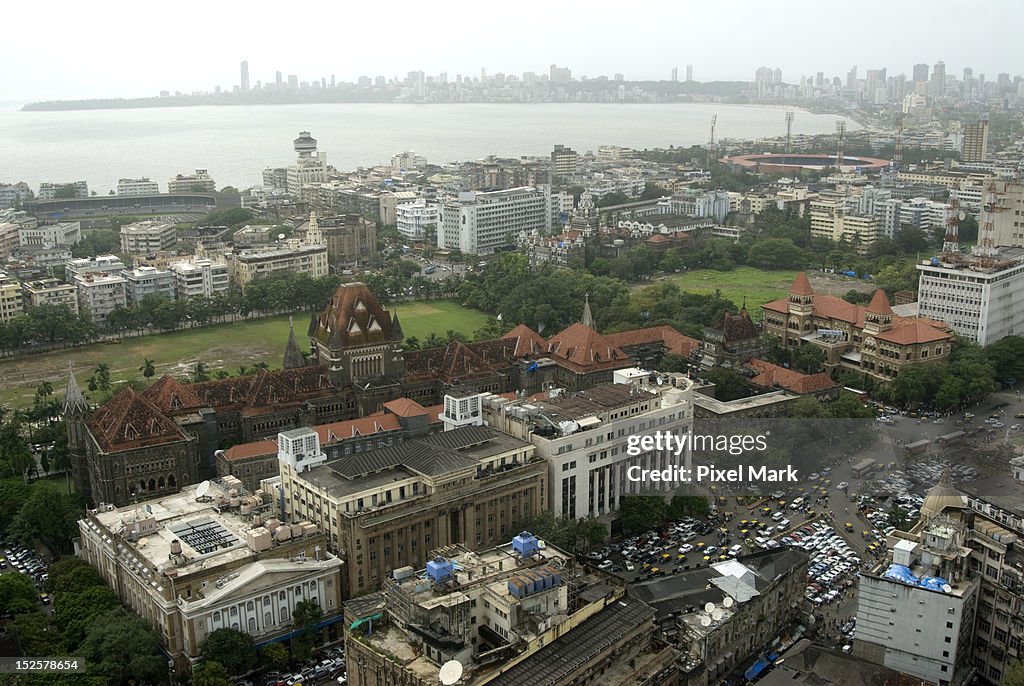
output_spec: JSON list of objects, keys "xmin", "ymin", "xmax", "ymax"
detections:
[
  {"xmin": 835, "ymin": 121, "xmax": 846, "ymax": 171},
  {"xmin": 785, "ymin": 111, "xmax": 794, "ymax": 154},
  {"xmin": 893, "ymin": 113, "xmax": 904, "ymax": 170}
]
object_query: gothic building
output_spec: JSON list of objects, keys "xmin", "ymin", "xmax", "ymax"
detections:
[
  {"xmin": 761, "ymin": 272, "xmax": 954, "ymax": 381},
  {"xmin": 67, "ymin": 282, "xmax": 700, "ymax": 507}
]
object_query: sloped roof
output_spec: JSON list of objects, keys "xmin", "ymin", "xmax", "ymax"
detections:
[
  {"xmin": 747, "ymin": 358, "xmax": 839, "ymax": 395},
  {"xmin": 142, "ymin": 375, "xmax": 204, "ymax": 411},
  {"xmin": 876, "ymin": 320, "xmax": 953, "ymax": 345},
  {"xmin": 143, "ymin": 368, "xmax": 337, "ymax": 415},
  {"xmin": 222, "ymin": 439, "xmax": 277, "ymax": 461},
  {"xmin": 88, "ymin": 387, "xmax": 191, "ymax": 452},
  {"xmin": 790, "ymin": 271, "xmax": 814, "ymax": 296},
  {"xmin": 545, "ymin": 323, "xmax": 631, "ymax": 372},
  {"xmin": 502, "ymin": 324, "xmax": 547, "ymax": 357},
  {"xmin": 866, "ymin": 289, "xmax": 894, "ymax": 315},
  {"xmin": 604, "ymin": 325, "xmax": 701, "ymax": 358},
  {"xmin": 382, "ymin": 397, "xmax": 428, "ymax": 418},
  {"xmin": 309, "ymin": 282, "xmax": 398, "ymax": 349},
  {"xmin": 405, "ymin": 339, "xmax": 518, "ymax": 383},
  {"xmin": 710, "ymin": 308, "xmax": 761, "ymax": 341}
]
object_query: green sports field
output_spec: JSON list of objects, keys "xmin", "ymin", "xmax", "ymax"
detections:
[{"xmin": 0, "ymin": 300, "xmax": 489, "ymax": 409}]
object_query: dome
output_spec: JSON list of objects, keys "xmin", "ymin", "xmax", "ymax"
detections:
[{"xmin": 920, "ymin": 469, "xmax": 966, "ymax": 519}]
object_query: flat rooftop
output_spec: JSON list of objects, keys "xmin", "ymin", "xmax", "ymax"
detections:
[
  {"xmin": 87, "ymin": 480, "xmax": 273, "ymax": 577},
  {"xmin": 694, "ymin": 389, "xmax": 796, "ymax": 413}
]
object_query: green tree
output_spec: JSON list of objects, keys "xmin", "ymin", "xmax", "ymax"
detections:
[
  {"xmin": 0, "ymin": 572, "xmax": 40, "ymax": 613},
  {"xmin": 45, "ymin": 557, "xmax": 104, "ymax": 595},
  {"xmin": 260, "ymin": 643, "xmax": 290, "ymax": 672},
  {"xmin": 192, "ymin": 362, "xmax": 210, "ymax": 383},
  {"xmin": 9, "ymin": 483, "xmax": 83, "ymax": 554},
  {"xmin": 88, "ymin": 363, "xmax": 112, "ymax": 399},
  {"xmin": 619, "ymin": 496, "xmax": 667, "ymax": 534},
  {"xmin": 193, "ymin": 661, "xmax": 233, "ymax": 686},
  {"xmin": 291, "ymin": 599, "xmax": 324, "ymax": 661},
  {"xmin": 667, "ymin": 495, "xmax": 710, "ymax": 519},
  {"xmin": 8, "ymin": 611, "xmax": 65, "ymax": 656},
  {"xmin": 704, "ymin": 367, "xmax": 751, "ymax": 402},
  {"xmin": 746, "ymin": 238, "xmax": 807, "ymax": 269},
  {"xmin": 0, "ymin": 478, "xmax": 31, "ymax": 537},
  {"xmin": 139, "ymin": 358, "xmax": 156, "ymax": 382},
  {"xmin": 201, "ymin": 628, "xmax": 257, "ymax": 676},
  {"xmin": 53, "ymin": 584, "xmax": 120, "ymax": 648},
  {"xmin": 79, "ymin": 609, "xmax": 167, "ymax": 686}
]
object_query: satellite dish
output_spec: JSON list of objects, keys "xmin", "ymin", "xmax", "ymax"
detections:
[
  {"xmin": 144, "ymin": 504, "xmax": 153, "ymax": 514},
  {"xmin": 439, "ymin": 660, "xmax": 464, "ymax": 685},
  {"xmin": 137, "ymin": 538, "xmax": 148, "ymax": 548},
  {"xmin": 196, "ymin": 480, "xmax": 211, "ymax": 498},
  {"xmin": 278, "ymin": 233, "xmax": 286, "ymax": 240},
  {"xmin": 704, "ymin": 602, "xmax": 716, "ymax": 613},
  {"xmin": 942, "ymin": 584, "xmax": 953, "ymax": 594},
  {"xmin": 958, "ymin": 211, "xmax": 966, "ymax": 221},
  {"xmin": 700, "ymin": 615, "xmax": 712, "ymax": 627},
  {"xmin": 723, "ymin": 596, "xmax": 735, "ymax": 608},
  {"xmin": 712, "ymin": 608, "xmax": 724, "ymax": 621}
]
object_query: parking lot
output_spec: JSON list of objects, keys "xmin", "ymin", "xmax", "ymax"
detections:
[{"xmin": 0, "ymin": 542, "xmax": 51, "ymax": 617}]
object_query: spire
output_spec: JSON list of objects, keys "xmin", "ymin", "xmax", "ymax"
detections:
[
  {"xmin": 789, "ymin": 272, "xmax": 814, "ymax": 296},
  {"xmin": 283, "ymin": 316, "xmax": 306, "ymax": 369},
  {"xmin": 581, "ymin": 293, "xmax": 595, "ymax": 329},
  {"xmin": 390, "ymin": 311, "xmax": 405, "ymax": 342},
  {"xmin": 866, "ymin": 289, "xmax": 893, "ymax": 316},
  {"xmin": 63, "ymin": 362, "xmax": 88, "ymax": 414}
]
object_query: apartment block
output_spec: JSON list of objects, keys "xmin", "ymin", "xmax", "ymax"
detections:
[
  {"xmin": 229, "ymin": 244, "xmax": 328, "ymax": 288},
  {"xmin": 74, "ymin": 271, "xmax": 128, "ymax": 326},
  {"xmin": 395, "ymin": 200, "xmax": 438, "ymax": 241},
  {"xmin": 167, "ymin": 169, "xmax": 216, "ymax": 193},
  {"xmin": 0, "ymin": 272, "xmax": 24, "ymax": 323},
  {"xmin": 120, "ymin": 220, "xmax": 178, "ymax": 254},
  {"xmin": 116, "ymin": 178, "xmax": 160, "ymax": 196},
  {"xmin": 168, "ymin": 259, "xmax": 230, "ymax": 299},
  {"xmin": 121, "ymin": 266, "xmax": 177, "ymax": 305},
  {"xmin": 22, "ymin": 278, "xmax": 78, "ymax": 314},
  {"xmin": 65, "ymin": 254, "xmax": 128, "ymax": 279}
]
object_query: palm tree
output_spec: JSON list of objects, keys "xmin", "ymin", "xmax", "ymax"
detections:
[
  {"xmin": 35, "ymin": 380, "xmax": 53, "ymax": 400},
  {"xmin": 90, "ymin": 363, "xmax": 112, "ymax": 399},
  {"xmin": 237, "ymin": 365, "xmax": 249, "ymax": 377},
  {"xmin": 139, "ymin": 358, "xmax": 156, "ymax": 383}
]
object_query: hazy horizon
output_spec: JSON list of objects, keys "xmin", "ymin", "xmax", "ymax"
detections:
[{"xmin": 4, "ymin": 0, "xmax": 1022, "ymax": 101}]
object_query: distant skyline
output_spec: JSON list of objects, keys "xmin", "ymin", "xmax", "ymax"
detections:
[{"xmin": 4, "ymin": 0, "xmax": 1022, "ymax": 101}]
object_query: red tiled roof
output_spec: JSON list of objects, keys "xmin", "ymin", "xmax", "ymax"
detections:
[
  {"xmin": 603, "ymin": 325, "xmax": 701, "ymax": 358},
  {"xmin": 317, "ymin": 413, "xmax": 401, "ymax": 443},
  {"xmin": 646, "ymin": 234, "xmax": 669, "ymax": 243},
  {"xmin": 383, "ymin": 397, "xmax": 428, "ymax": 417},
  {"xmin": 222, "ymin": 439, "xmax": 276, "ymax": 461},
  {"xmin": 866, "ymin": 289, "xmax": 893, "ymax": 315},
  {"xmin": 710, "ymin": 309, "xmax": 760, "ymax": 342},
  {"xmin": 545, "ymin": 323, "xmax": 631, "ymax": 372},
  {"xmin": 876, "ymin": 320, "xmax": 954, "ymax": 345},
  {"xmin": 88, "ymin": 387, "xmax": 191, "ymax": 452},
  {"xmin": 746, "ymin": 359, "xmax": 839, "ymax": 395},
  {"xmin": 790, "ymin": 272, "xmax": 814, "ymax": 296},
  {"xmin": 502, "ymin": 324, "xmax": 547, "ymax": 357}
]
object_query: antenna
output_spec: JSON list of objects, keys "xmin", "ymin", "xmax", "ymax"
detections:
[
  {"xmin": 973, "ymin": 183, "xmax": 1001, "ymax": 264},
  {"xmin": 439, "ymin": 660, "xmax": 464, "ymax": 685},
  {"xmin": 785, "ymin": 111, "xmax": 794, "ymax": 154},
  {"xmin": 942, "ymin": 190, "xmax": 960, "ymax": 257},
  {"xmin": 835, "ymin": 121, "xmax": 846, "ymax": 171},
  {"xmin": 707, "ymin": 114, "xmax": 718, "ymax": 169},
  {"xmin": 893, "ymin": 112, "xmax": 904, "ymax": 170}
]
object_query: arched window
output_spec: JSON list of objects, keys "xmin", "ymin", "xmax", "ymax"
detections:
[
  {"xmin": 168, "ymin": 474, "xmax": 177, "ymax": 488},
  {"xmin": 264, "ymin": 611, "xmax": 272, "ymax": 627},
  {"xmin": 246, "ymin": 600, "xmax": 254, "ymax": 611},
  {"xmin": 213, "ymin": 611, "xmax": 221, "ymax": 623},
  {"xmin": 139, "ymin": 479, "xmax": 146, "ymax": 492},
  {"xmin": 248, "ymin": 617, "xmax": 257, "ymax": 632},
  {"xmin": 158, "ymin": 476, "xmax": 165, "ymax": 489},
  {"xmin": 279, "ymin": 591, "xmax": 286, "ymax": 601},
  {"xmin": 280, "ymin": 607, "xmax": 288, "ymax": 623},
  {"xmin": 148, "ymin": 478, "xmax": 156, "ymax": 491}
]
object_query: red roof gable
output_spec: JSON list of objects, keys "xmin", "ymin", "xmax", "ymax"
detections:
[
  {"xmin": 746, "ymin": 358, "xmax": 839, "ymax": 395},
  {"xmin": 89, "ymin": 387, "xmax": 191, "ymax": 452},
  {"xmin": 545, "ymin": 323, "xmax": 631, "ymax": 372},
  {"xmin": 790, "ymin": 272, "xmax": 814, "ymax": 296}
]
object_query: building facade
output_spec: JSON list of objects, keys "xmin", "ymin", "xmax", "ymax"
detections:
[
  {"xmin": 438, "ymin": 187, "xmax": 550, "ymax": 255},
  {"xmin": 168, "ymin": 259, "xmax": 230, "ymax": 299},
  {"xmin": 396, "ymin": 200, "xmax": 438, "ymax": 241},
  {"xmin": 0, "ymin": 272, "xmax": 24, "ymax": 323},
  {"xmin": 18, "ymin": 221, "xmax": 81, "ymax": 248},
  {"xmin": 22, "ymin": 278, "xmax": 78, "ymax": 313},
  {"xmin": 76, "ymin": 479, "xmax": 344, "ymax": 674},
  {"xmin": 763, "ymin": 273, "xmax": 954, "ymax": 381},
  {"xmin": 167, "ymin": 170, "xmax": 216, "ymax": 194},
  {"xmin": 117, "ymin": 178, "xmax": 161, "ymax": 196},
  {"xmin": 74, "ymin": 271, "xmax": 128, "ymax": 326},
  {"xmin": 122, "ymin": 266, "xmax": 177, "ymax": 306},
  {"xmin": 277, "ymin": 425, "xmax": 546, "ymax": 597},
  {"xmin": 120, "ymin": 220, "xmax": 178, "ymax": 254}
]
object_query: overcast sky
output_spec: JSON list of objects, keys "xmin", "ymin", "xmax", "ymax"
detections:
[{"xmin": 3, "ymin": 0, "xmax": 1020, "ymax": 101}]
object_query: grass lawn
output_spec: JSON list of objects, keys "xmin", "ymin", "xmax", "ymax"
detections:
[
  {"xmin": 646, "ymin": 266, "xmax": 878, "ymax": 316},
  {"xmin": 0, "ymin": 300, "xmax": 489, "ymax": 410}
]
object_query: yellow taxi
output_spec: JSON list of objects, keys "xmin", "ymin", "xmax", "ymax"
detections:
[{"xmin": 696, "ymin": 541, "xmax": 706, "ymax": 549}]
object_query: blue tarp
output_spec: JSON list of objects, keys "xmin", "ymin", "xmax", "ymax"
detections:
[
  {"xmin": 882, "ymin": 564, "xmax": 918, "ymax": 584},
  {"xmin": 918, "ymin": 576, "xmax": 950, "ymax": 592},
  {"xmin": 744, "ymin": 658, "xmax": 771, "ymax": 681}
]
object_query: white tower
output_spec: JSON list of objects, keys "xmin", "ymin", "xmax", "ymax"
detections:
[
  {"xmin": 277, "ymin": 428, "xmax": 326, "ymax": 474},
  {"xmin": 305, "ymin": 211, "xmax": 325, "ymax": 246},
  {"xmin": 441, "ymin": 393, "xmax": 485, "ymax": 431}
]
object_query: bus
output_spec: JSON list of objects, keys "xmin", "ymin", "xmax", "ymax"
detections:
[
  {"xmin": 843, "ymin": 387, "xmax": 869, "ymax": 402},
  {"xmin": 851, "ymin": 458, "xmax": 878, "ymax": 479}
]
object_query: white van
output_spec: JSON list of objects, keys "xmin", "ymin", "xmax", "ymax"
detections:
[{"xmin": 790, "ymin": 498, "xmax": 804, "ymax": 510}]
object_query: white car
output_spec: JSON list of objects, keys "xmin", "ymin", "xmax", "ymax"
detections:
[
  {"xmin": 598, "ymin": 559, "xmax": 613, "ymax": 570},
  {"xmin": 836, "ymin": 481, "xmax": 849, "ymax": 490},
  {"xmin": 678, "ymin": 544, "xmax": 694, "ymax": 554}
]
